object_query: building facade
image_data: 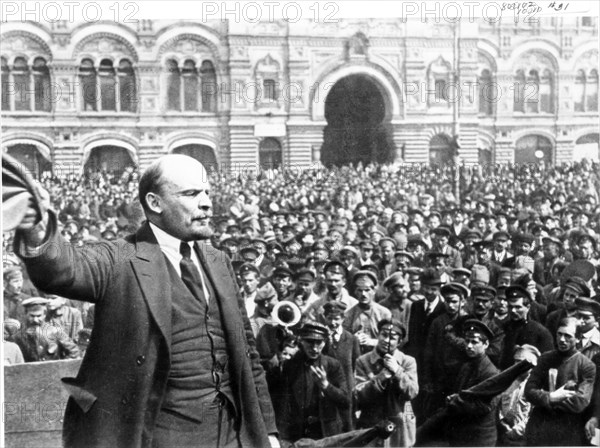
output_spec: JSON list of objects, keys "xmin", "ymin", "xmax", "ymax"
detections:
[{"xmin": 1, "ymin": 17, "xmax": 598, "ymax": 177}]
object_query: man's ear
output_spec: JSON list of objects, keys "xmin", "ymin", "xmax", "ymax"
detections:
[{"xmin": 145, "ymin": 192, "xmax": 162, "ymax": 214}]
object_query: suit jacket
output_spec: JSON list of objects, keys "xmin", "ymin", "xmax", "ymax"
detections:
[
  {"xmin": 405, "ymin": 297, "xmax": 446, "ymax": 374},
  {"xmin": 16, "ymin": 212, "xmax": 276, "ymax": 448}
]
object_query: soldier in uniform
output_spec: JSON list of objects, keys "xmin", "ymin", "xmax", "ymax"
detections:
[{"xmin": 13, "ymin": 298, "xmax": 80, "ymax": 362}]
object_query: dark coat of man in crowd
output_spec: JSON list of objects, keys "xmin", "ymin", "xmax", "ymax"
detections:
[
  {"xmin": 277, "ymin": 323, "xmax": 350, "ymax": 442},
  {"xmin": 14, "ymin": 155, "xmax": 277, "ymax": 448},
  {"xmin": 443, "ymin": 320, "xmax": 500, "ymax": 447},
  {"xmin": 525, "ymin": 318, "xmax": 596, "ymax": 446}
]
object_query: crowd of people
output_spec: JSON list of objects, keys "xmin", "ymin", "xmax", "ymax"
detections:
[{"xmin": 3, "ymin": 157, "xmax": 600, "ymax": 447}]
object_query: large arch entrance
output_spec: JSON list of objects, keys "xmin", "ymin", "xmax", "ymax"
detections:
[
  {"xmin": 84, "ymin": 146, "xmax": 136, "ymax": 175},
  {"xmin": 429, "ymin": 134, "xmax": 455, "ymax": 166},
  {"xmin": 574, "ymin": 133, "xmax": 599, "ymax": 161},
  {"xmin": 515, "ymin": 135, "xmax": 553, "ymax": 165},
  {"xmin": 172, "ymin": 144, "xmax": 218, "ymax": 172},
  {"xmin": 321, "ymin": 74, "xmax": 395, "ymax": 167},
  {"xmin": 5, "ymin": 144, "xmax": 52, "ymax": 179}
]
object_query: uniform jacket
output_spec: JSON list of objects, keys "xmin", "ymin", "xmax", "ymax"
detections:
[
  {"xmin": 445, "ymin": 354, "xmax": 500, "ymax": 447},
  {"xmin": 500, "ymin": 319, "xmax": 554, "ymax": 370},
  {"xmin": 405, "ymin": 296, "xmax": 446, "ymax": 372},
  {"xmin": 278, "ymin": 352, "xmax": 350, "ymax": 442},
  {"xmin": 16, "ymin": 213, "xmax": 276, "ymax": 448}
]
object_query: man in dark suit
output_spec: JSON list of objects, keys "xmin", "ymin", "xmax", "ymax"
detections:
[
  {"xmin": 14, "ymin": 155, "xmax": 278, "ymax": 448},
  {"xmin": 278, "ymin": 322, "xmax": 350, "ymax": 443},
  {"xmin": 405, "ymin": 268, "xmax": 446, "ymax": 422}
]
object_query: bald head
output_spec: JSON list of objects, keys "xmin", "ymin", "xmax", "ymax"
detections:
[{"xmin": 139, "ymin": 155, "xmax": 213, "ymax": 241}]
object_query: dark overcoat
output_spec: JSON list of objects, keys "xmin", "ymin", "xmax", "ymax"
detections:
[{"xmin": 16, "ymin": 213, "xmax": 276, "ymax": 448}]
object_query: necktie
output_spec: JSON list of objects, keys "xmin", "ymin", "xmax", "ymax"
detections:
[
  {"xmin": 179, "ymin": 241, "xmax": 207, "ymax": 303},
  {"xmin": 425, "ymin": 303, "xmax": 433, "ymax": 315}
]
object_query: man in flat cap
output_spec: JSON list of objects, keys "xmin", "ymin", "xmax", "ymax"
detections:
[
  {"xmin": 3, "ymin": 266, "xmax": 30, "ymax": 321},
  {"xmin": 322, "ymin": 301, "xmax": 360, "ymax": 432},
  {"xmin": 499, "ymin": 285, "xmax": 554, "ymax": 369},
  {"xmin": 358, "ymin": 240, "xmax": 375, "ymax": 267},
  {"xmin": 431, "ymin": 226, "xmax": 462, "ymax": 269},
  {"xmin": 278, "ymin": 322, "xmax": 350, "ymax": 443},
  {"xmin": 46, "ymin": 295, "xmax": 84, "ymax": 343},
  {"xmin": 304, "ymin": 261, "xmax": 357, "ymax": 323},
  {"xmin": 271, "ymin": 266, "xmax": 295, "ymax": 302},
  {"xmin": 546, "ymin": 276, "xmax": 591, "ymax": 340},
  {"xmin": 355, "ymin": 319, "xmax": 418, "ymax": 447},
  {"xmin": 13, "ymin": 298, "xmax": 80, "ymax": 362},
  {"xmin": 289, "ymin": 268, "xmax": 319, "ymax": 314},
  {"xmin": 443, "ymin": 319, "xmax": 500, "ymax": 447},
  {"xmin": 344, "ymin": 271, "xmax": 392, "ymax": 355},
  {"xmin": 380, "ymin": 272, "xmax": 414, "ymax": 334},
  {"xmin": 339, "ymin": 245, "xmax": 360, "ymax": 280},
  {"xmin": 472, "ymin": 240, "xmax": 501, "ymax": 287},
  {"xmin": 423, "ymin": 282, "xmax": 470, "ymax": 417},
  {"xmin": 525, "ymin": 317, "xmax": 596, "ymax": 446},
  {"xmin": 503, "ymin": 233, "xmax": 535, "ymax": 269},
  {"xmin": 250, "ymin": 282, "xmax": 279, "ymax": 337},
  {"xmin": 533, "ymin": 235, "xmax": 564, "ymax": 287},
  {"xmin": 406, "ymin": 235, "xmax": 429, "ymax": 268},
  {"xmin": 574, "ymin": 297, "xmax": 600, "ymax": 360}
]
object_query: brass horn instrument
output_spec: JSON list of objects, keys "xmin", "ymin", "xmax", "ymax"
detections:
[{"xmin": 271, "ymin": 300, "xmax": 302, "ymax": 328}]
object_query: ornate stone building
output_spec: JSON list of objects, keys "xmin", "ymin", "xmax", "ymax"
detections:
[{"xmin": 1, "ymin": 17, "xmax": 598, "ymax": 176}]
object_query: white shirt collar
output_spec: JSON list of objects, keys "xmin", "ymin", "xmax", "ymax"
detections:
[{"xmin": 149, "ymin": 222, "xmax": 183, "ymax": 254}]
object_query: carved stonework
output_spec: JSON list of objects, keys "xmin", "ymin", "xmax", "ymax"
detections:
[
  {"xmin": 54, "ymin": 34, "xmax": 71, "ymax": 47},
  {"xmin": 1, "ymin": 33, "xmax": 52, "ymax": 60},
  {"xmin": 345, "ymin": 32, "xmax": 369, "ymax": 60},
  {"xmin": 75, "ymin": 33, "xmax": 138, "ymax": 61},
  {"xmin": 142, "ymin": 77, "xmax": 157, "ymax": 92},
  {"xmin": 575, "ymin": 50, "xmax": 599, "ymax": 72},
  {"xmin": 158, "ymin": 34, "xmax": 217, "ymax": 62},
  {"xmin": 254, "ymin": 54, "xmax": 283, "ymax": 111},
  {"xmin": 515, "ymin": 51, "xmax": 556, "ymax": 72},
  {"xmin": 231, "ymin": 46, "xmax": 249, "ymax": 60}
]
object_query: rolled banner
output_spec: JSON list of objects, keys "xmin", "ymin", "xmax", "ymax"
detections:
[{"xmin": 2, "ymin": 153, "xmax": 46, "ymax": 231}]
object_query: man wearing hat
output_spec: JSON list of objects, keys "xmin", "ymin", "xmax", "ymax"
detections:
[
  {"xmin": 304, "ymin": 261, "xmax": 358, "ymax": 323},
  {"xmin": 358, "ymin": 240, "xmax": 375, "ymax": 267},
  {"xmin": 575, "ymin": 297, "xmax": 600, "ymax": 360},
  {"xmin": 422, "ymin": 282, "xmax": 470, "ymax": 417},
  {"xmin": 322, "ymin": 301, "xmax": 360, "ymax": 432},
  {"xmin": 3, "ymin": 319, "xmax": 25, "ymax": 365},
  {"xmin": 499, "ymin": 285, "xmax": 554, "ymax": 369},
  {"xmin": 288, "ymin": 268, "xmax": 319, "ymax": 313},
  {"xmin": 380, "ymin": 272, "xmax": 414, "ymax": 332},
  {"xmin": 431, "ymin": 226, "xmax": 462, "ymax": 269},
  {"xmin": 339, "ymin": 245, "xmax": 360, "ymax": 280},
  {"xmin": 545, "ymin": 276, "xmax": 591, "ymax": 340},
  {"xmin": 271, "ymin": 266, "xmax": 295, "ymax": 302},
  {"xmin": 355, "ymin": 318, "xmax": 418, "ymax": 448},
  {"xmin": 278, "ymin": 322, "xmax": 350, "ymax": 443},
  {"xmin": 46, "ymin": 295, "xmax": 84, "ymax": 343},
  {"xmin": 3, "ymin": 266, "xmax": 30, "ymax": 321},
  {"xmin": 344, "ymin": 271, "xmax": 392, "ymax": 355},
  {"xmin": 575, "ymin": 234, "xmax": 599, "ymax": 267},
  {"xmin": 405, "ymin": 269, "xmax": 446, "ymax": 421},
  {"xmin": 502, "ymin": 233, "xmax": 535, "ymax": 269},
  {"xmin": 472, "ymin": 240, "xmax": 501, "ymax": 287},
  {"xmin": 443, "ymin": 319, "xmax": 500, "ymax": 446},
  {"xmin": 533, "ymin": 235, "xmax": 563, "ymax": 287},
  {"xmin": 13, "ymin": 297, "xmax": 80, "ymax": 362},
  {"xmin": 249, "ymin": 282, "xmax": 279, "ymax": 337},
  {"xmin": 525, "ymin": 317, "xmax": 596, "ymax": 446},
  {"xmin": 492, "ymin": 231, "xmax": 512, "ymax": 264}
]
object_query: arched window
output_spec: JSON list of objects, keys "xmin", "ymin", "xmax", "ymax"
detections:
[
  {"xmin": 182, "ymin": 60, "xmax": 198, "ymax": 111},
  {"xmin": 479, "ymin": 69, "xmax": 494, "ymax": 116},
  {"xmin": 587, "ymin": 69, "xmax": 598, "ymax": 112},
  {"xmin": 540, "ymin": 69, "xmax": 554, "ymax": 113},
  {"xmin": 200, "ymin": 60, "xmax": 216, "ymax": 112},
  {"xmin": 525, "ymin": 69, "xmax": 539, "ymax": 113},
  {"xmin": 99, "ymin": 59, "xmax": 116, "ymax": 111},
  {"xmin": 118, "ymin": 59, "xmax": 136, "ymax": 112},
  {"xmin": 33, "ymin": 57, "xmax": 51, "ymax": 112},
  {"xmin": 79, "ymin": 58, "xmax": 97, "ymax": 111},
  {"xmin": 574, "ymin": 69, "xmax": 586, "ymax": 112},
  {"xmin": 166, "ymin": 59, "xmax": 181, "ymax": 111},
  {"xmin": 13, "ymin": 57, "xmax": 30, "ymax": 111},
  {"xmin": 428, "ymin": 57, "xmax": 451, "ymax": 106},
  {"xmin": 1, "ymin": 57, "xmax": 9, "ymax": 111},
  {"xmin": 514, "ymin": 70, "xmax": 526, "ymax": 112}
]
